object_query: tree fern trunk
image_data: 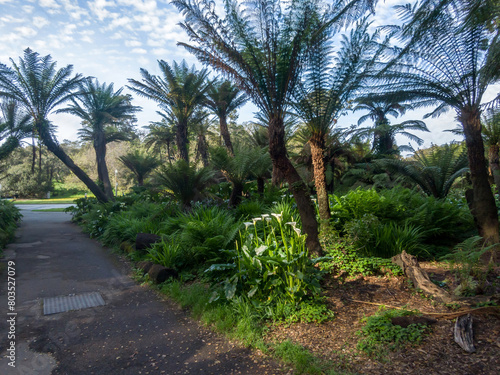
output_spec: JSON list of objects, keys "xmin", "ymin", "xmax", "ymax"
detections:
[
  {"xmin": 460, "ymin": 108, "xmax": 499, "ymax": 254},
  {"xmin": 310, "ymin": 136, "xmax": 331, "ymax": 225},
  {"xmin": 229, "ymin": 181, "xmax": 243, "ymax": 207},
  {"xmin": 488, "ymin": 144, "xmax": 500, "ymax": 197},
  {"xmin": 268, "ymin": 115, "xmax": 323, "ymax": 256},
  {"xmin": 94, "ymin": 133, "xmax": 115, "ymax": 200},
  {"xmin": 177, "ymin": 120, "xmax": 189, "ymax": 162},
  {"xmin": 219, "ymin": 116, "xmax": 234, "ymax": 157}
]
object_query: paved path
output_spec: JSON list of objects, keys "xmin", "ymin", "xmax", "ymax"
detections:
[{"xmin": 0, "ymin": 208, "xmax": 284, "ymax": 374}]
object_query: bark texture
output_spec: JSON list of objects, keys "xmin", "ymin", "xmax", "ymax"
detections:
[
  {"xmin": 488, "ymin": 144, "xmax": 500, "ymax": 197},
  {"xmin": 309, "ymin": 136, "xmax": 331, "ymax": 224},
  {"xmin": 219, "ymin": 116, "xmax": 234, "ymax": 157},
  {"xmin": 177, "ymin": 120, "xmax": 189, "ymax": 162},
  {"xmin": 94, "ymin": 132, "xmax": 115, "ymax": 200},
  {"xmin": 460, "ymin": 109, "xmax": 500, "ymax": 248},
  {"xmin": 268, "ymin": 115, "xmax": 323, "ymax": 256}
]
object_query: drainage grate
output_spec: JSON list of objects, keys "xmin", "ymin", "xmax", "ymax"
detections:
[{"xmin": 43, "ymin": 292, "xmax": 105, "ymax": 315}]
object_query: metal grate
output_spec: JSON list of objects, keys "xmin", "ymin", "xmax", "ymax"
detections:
[{"xmin": 43, "ymin": 292, "xmax": 105, "ymax": 315}]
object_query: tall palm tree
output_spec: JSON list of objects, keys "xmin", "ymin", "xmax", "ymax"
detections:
[
  {"xmin": 377, "ymin": 0, "xmax": 500, "ymax": 244},
  {"xmin": 291, "ymin": 20, "xmax": 384, "ymax": 224},
  {"xmin": 172, "ymin": 0, "xmax": 374, "ymax": 255},
  {"xmin": 128, "ymin": 60, "xmax": 210, "ymax": 163},
  {"xmin": 119, "ymin": 150, "xmax": 159, "ymax": 186},
  {"xmin": 353, "ymin": 99, "xmax": 429, "ymax": 155},
  {"xmin": 204, "ymin": 80, "xmax": 247, "ymax": 156},
  {"xmin": 0, "ymin": 49, "xmax": 109, "ymax": 202},
  {"xmin": 59, "ymin": 79, "xmax": 140, "ymax": 199},
  {"xmin": 378, "ymin": 143, "xmax": 469, "ymax": 198},
  {"xmin": 482, "ymin": 109, "xmax": 500, "ymax": 195},
  {"xmin": 0, "ymin": 100, "xmax": 31, "ymax": 160}
]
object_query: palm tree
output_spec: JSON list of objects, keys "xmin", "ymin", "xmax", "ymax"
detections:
[
  {"xmin": 377, "ymin": 0, "xmax": 500, "ymax": 244},
  {"xmin": 378, "ymin": 143, "xmax": 469, "ymax": 198},
  {"xmin": 144, "ymin": 118, "xmax": 177, "ymax": 164},
  {"xmin": 0, "ymin": 100, "xmax": 31, "ymax": 160},
  {"xmin": 59, "ymin": 79, "xmax": 140, "ymax": 199},
  {"xmin": 128, "ymin": 60, "xmax": 210, "ymax": 163},
  {"xmin": 204, "ymin": 80, "xmax": 247, "ymax": 156},
  {"xmin": 482, "ymin": 109, "xmax": 500, "ymax": 195},
  {"xmin": 211, "ymin": 145, "xmax": 271, "ymax": 207},
  {"xmin": 353, "ymin": 99, "xmax": 429, "ymax": 155},
  {"xmin": 193, "ymin": 116, "xmax": 214, "ymax": 167},
  {"xmin": 0, "ymin": 49, "xmax": 109, "ymax": 202},
  {"xmin": 172, "ymin": 0, "xmax": 373, "ymax": 255},
  {"xmin": 291, "ymin": 20, "xmax": 384, "ymax": 224},
  {"xmin": 156, "ymin": 160, "xmax": 214, "ymax": 210},
  {"xmin": 119, "ymin": 150, "xmax": 159, "ymax": 186}
]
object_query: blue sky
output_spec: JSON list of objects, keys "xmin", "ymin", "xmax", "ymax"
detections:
[{"xmin": 0, "ymin": 0, "xmax": 473, "ymax": 149}]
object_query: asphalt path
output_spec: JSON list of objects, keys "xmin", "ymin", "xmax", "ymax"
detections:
[{"xmin": 0, "ymin": 207, "xmax": 284, "ymax": 374}]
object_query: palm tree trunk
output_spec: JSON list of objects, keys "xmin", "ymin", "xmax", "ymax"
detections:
[
  {"xmin": 94, "ymin": 133, "xmax": 115, "ymax": 200},
  {"xmin": 488, "ymin": 144, "xmax": 500, "ymax": 197},
  {"xmin": 177, "ymin": 120, "xmax": 189, "ymax": 162},
  {"xmin": 309, "ymin": 136, "xmax": 331, "ymax": 226},
  {"xmin": 229, "ymin": 181, "xmax": 243, "ymax": 207},
  {"xmin": 219, "ymin": 116, "xmax": 234, "ymax": 157},
  {"xmin": 40, "ymin": 130, "xmax": 109, "ymax": 203},
  {"xmin": 460, "ymin": 109, "xmax": 499, "ymax": 251},
  {"xmin": 268, "ymin": 115, "xmax": 323, "ymax": 256}
]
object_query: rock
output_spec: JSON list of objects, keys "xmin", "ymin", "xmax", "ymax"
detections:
[
  {"xmin": 147, "ymin": 264, "xmax": 179, "ymax": 284},
  {"xmin": 136, "ymin": 233, "xmax": 161, "ymax": 252},
  {"xmin": 120, "ymin": 241, "xmax": 135, "ymax": 254},
  {"xmin": 136, "ymin": 260, "xmax": 154, "ymax": 274}
]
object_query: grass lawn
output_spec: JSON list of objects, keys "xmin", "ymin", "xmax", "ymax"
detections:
[{"xmin": 31, "ymin": 208, "xmax": 68, "ymax": 212}]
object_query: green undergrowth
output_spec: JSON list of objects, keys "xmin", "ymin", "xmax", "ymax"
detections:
[
  {"xmin": 356, "ymin": 307, "xmax": 430, "ymax": 360},
  {"xmin": 0, "ymin": 200, "xmax": 22, "ymax": 252}
]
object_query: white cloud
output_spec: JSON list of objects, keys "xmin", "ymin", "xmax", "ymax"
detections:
[
  {"xmin": 60, "ymin": 0, "xmax": 89, "ymax": 20},
  {"xmin": 0, "ymin": 0, "xmax": 13, "ymax": 4},
  {"xmin": 88, "ymin": 0, "xmax": 116, "ymax": 21},
  {"xmin": 108, "ymin": 15, "xmax": 134, "ymax": 30},
  {"xmin": 40, "ymin": 0, "xmax": 61, "ymax": 11},
  {"xmin": 22, "ymin": 5, "xmax": 35, "ymax": 14},
  {"xmin": 125, "ymin": 40, "xmax": 142, "ymax": 47},
  {"xmin": 15, "ymin": 26, "xmax": 37, "ymax": 38},
  {"xmin": 131, "ymin": 48, "xmax": 147, "ymax": 54},
  {"xmin": 33, "ymin": 16, "xmax": 50, "ymax": 28}
]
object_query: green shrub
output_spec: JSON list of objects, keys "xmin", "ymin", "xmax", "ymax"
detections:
[
  {"xmin": 146, "ymin": 237, "xmax": 183, "ymax": 269},
  {"xmin": 234, "ymin": 199, "xmax": 267, "ymax": 219},
  {"xmin": 0, "ymin": 200, "xmax": 22, "ymax": 250},
  {"xmin": 356, "ymin": 307, "xmax": 430, "ymax": 359}
]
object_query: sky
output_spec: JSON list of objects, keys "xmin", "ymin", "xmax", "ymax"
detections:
[{"xmin": 0, "ymin": 0, "xmax": 489, "ymax": 150}]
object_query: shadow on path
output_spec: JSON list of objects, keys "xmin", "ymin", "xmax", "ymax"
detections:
[{"xmin": 0, "ymin": 210, "xmax": 284, "ymax": 374}]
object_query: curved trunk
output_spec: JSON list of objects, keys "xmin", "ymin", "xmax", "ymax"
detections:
[
  {"xmin": 309, "ymin": 135, "xmax": 331, "ymax": 225},
  {"xmin": 460, "ymin": 108, "xmax": 499, "ymax": 257},
  {"xmin": 94, "ymin": 132, "xmax": 114, "ymax": 200},
  {"xmin": 176, "ymin": 120, "xmax": 189, "ymax": 162},
  {"xmin": 268, "ymin": 115, "xmax": 323, "ymax": 256},
  {"xmin": 219, "ymin": 115, "xmax": 234, "ymax": 157},
  {"xmin": 488, "ymin": 144, "xmax": 500, "ymax": 197},
  {"xmin": 39, "ymin": 124, "xmax": 109, "ymax": 203}
]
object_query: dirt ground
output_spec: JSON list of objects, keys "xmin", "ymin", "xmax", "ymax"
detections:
[{"xmin": 268, "ymin": 263, "xmax": 500, "ymax": 375}]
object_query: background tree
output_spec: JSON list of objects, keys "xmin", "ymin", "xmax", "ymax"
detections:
[
  {"xmin": 59, "ymin": 79, "xmax": 140, "ymax": 199},
  {"xmin": 0, "ymin": 49, "xmax": 109, "ymax": 202},
  {"xmin": 377, "ymin": 0, "xmax": 500, "ymax": 244},
  {"xmin": 204, "ymin": 79, "xmax": 247, "ymax": 156},
  {"xmin": 143, "ymin": 118, "xmax": 176, "ymax": 164},
  {"xmin": 128, "ymin": 60, "xmax": 210, "ymax": 163},
  {"xmin": 119, "ymin": 150, "xmax": 159, "ymax": 187},
  {"xmin": 482, "ymin": 109, "xmax": 500, "ymax": 195},
  {"xmin": 353, "ymin": 99, "xmax": 429, "ymax": 156}
]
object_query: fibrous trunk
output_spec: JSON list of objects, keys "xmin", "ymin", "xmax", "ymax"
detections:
[
  {"xmin": 460, "ymin": 108, "xmax": 499, "ymax": 260},
  {"xmin": 309, "ymin": 135, "xmax": 331, "ymax": 226},
  {"xmin": 94, "ymin": 132, "xmax": 115, "ymax": 200},
  {"xmin": 229, "ymin": 181, "xmax": 243, "ymax": 207},
  {"xmin": 268, "ymin": 115, "xmax": 323, "ymax": 256},
  {"xmin": 219, "ymin": 116, "xmax": 234, "ymax": 157},
  {"xmin": 177, "ymin": 120, "xmax": 189, "ymax": 162}
]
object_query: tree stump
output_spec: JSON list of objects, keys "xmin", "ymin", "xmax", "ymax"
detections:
[
  {"xmin": 391, "ymin": 250, "xmax": 453, "ymax": 303},
  {"xmin": 135, "ymin": 233, "xmax": 161, "ymax": 252},
  {"xmin": 454, "ymin": 314, "xmax": 476, "ymax": 353},
  {"xmin": 147, "ymin": 264, "xmax": 179, "ymax": 284}
]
